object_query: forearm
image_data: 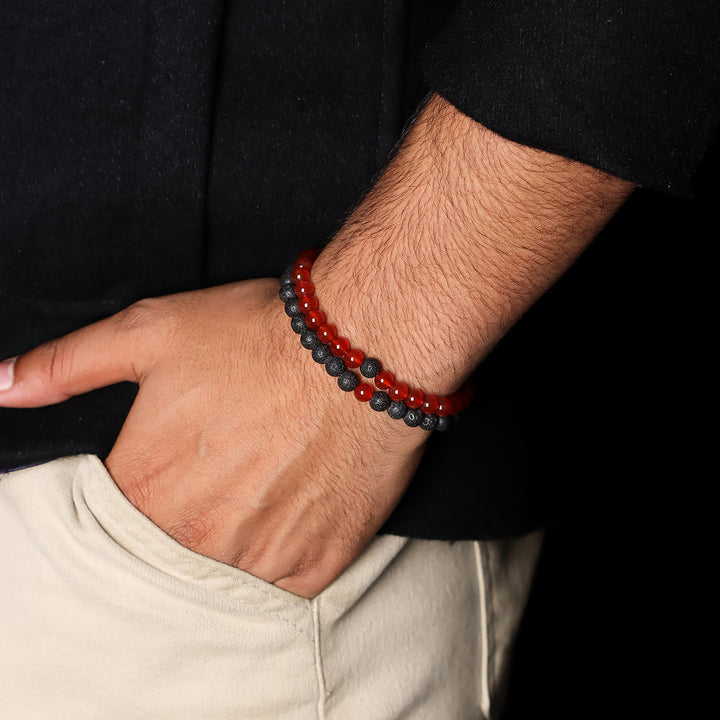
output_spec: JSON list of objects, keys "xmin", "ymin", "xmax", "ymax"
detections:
[
  {"xmin": 311, "ymin": 94, "xmax": 635, "ymax": 396},
  {"xmin": 0, "ymin": 95, "xmax": 637, "ymax": 599}
]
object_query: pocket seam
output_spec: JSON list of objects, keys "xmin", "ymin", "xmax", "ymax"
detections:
[{"xmin": 78, "ymin": 455, "xmax": 313, "ymax": 635}]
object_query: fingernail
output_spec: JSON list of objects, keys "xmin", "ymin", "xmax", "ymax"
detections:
[{"xmin": 0, "ymin": 357, "xmax": 17, "ymax": 391}]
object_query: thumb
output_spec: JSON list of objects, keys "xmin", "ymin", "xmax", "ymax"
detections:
[{"xmin": 0, "ymin": 302, "xmax": 160, "ymax": 408}]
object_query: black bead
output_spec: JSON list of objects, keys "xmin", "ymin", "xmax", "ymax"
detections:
[
  {"xmin": 403, "ymin": 408, "xmax": 422, "ymax": 427},
  {"xmin": 435, "ymin": 416, "xmax": 451, "ymax": 432},
  {"xmin": 300, "ymin": 330, "xmax": 320, "ymax": 349},
  {"xmin": 279, "ymin": 266, "xmax": 294, "ymax": 286},
  {"xmin": 311, "ymin": 344, "xmax": 332, "ymax": 364},
  {"xmin": 290, "ymin": 315, "xmax": 308, "ymax": 334},
  {"xmin": 325, "ymin": 356, "xmax": 346, "ymax": 377},
  {"xmin": 369, "ymin": 391, "xmax": 391, "ymax": 412},
  {"xmin": 284, "ymin": 299, "xmax": 301, "ymax": 317},
  {"xmin": 387, "ymin": 400, "xmax": 408, "ymax": 419},
  {"xmin": 279, "ymin": 285, "xmax": 297, "ymax": 303},
  {"xmin": 420, "ymin": 413, "xmax": 439, "ymax": 432},
  {"xmin": 360, "ymin": 358, "xmax": 381, "ymax": 378},
  {"xmin": 337, "ymin": 371, "xmax": 359, "ymax": 392}
]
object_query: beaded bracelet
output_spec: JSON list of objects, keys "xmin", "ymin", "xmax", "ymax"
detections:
[{"xmin": 279, "ymin": 249, "xmax": 472, "ymax": 431}]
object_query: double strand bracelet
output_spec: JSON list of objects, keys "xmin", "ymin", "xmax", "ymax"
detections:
[{"xmin": 279, "ymin": 249, "xmax": 472, "ymax": 431}]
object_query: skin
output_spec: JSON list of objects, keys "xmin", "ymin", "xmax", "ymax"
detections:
[{"xmin": 0, "ymin": 95, "xmax": 634, "ymax": 597}]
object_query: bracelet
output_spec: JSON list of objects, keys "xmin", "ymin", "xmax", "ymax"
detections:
[{"xmin": 279, "ymin": 249, "xmax": 472, "ymax": 431}]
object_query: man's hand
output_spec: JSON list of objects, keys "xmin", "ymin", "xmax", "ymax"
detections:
[
  {"xmin": 0, "ymin": 279, "xmax": 426, "ymax": 598},
  {"xmin": 0, "ymin": 95, "xmax": 634, "ymax": 597}
]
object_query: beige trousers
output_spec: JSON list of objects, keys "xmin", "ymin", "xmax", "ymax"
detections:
[{"xmin": 0, "ymin": 455, "xmax": 540, "ymax": 719}]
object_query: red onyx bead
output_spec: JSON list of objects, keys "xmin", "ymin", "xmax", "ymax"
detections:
[
  {"xmin": 436, "ymin": 396, "xmax": 453, "ymax": 417},
  {"xmin": 405, "ymin": 389, "xmax": 424, "ymax": 409},
  {"xmin": 451, "ymin": 387, "xmax": 470, "ymax": 413},
  {"xmin": 298, "ymin": 248, "xmax": 319, "ymax": 262},
  {"xmin": 374, "ymin": 370, "xmax": 395, "ymax": 390},
  {"xmin": 344, "ymin": 348, "xmax": 365, "ymax": 368},
  {"xmin": 354, "ymin": 382, "xmax": 374, "ymax": 402},
  {"xmin": 316, "ymin": 323, "xmax": 337, "ymax": 344},
  {"xmin": 298, "ymin": 295, "xmax": 319, "ymax": 314},
  {"xmin": 293, "ymin": 258, "xmax": 313, "ymax": 271},
  {"xmin": 292, "ymin": 267, "xmax": 310, "ymax": 284},
  {"xmin": 388, "ymin": 381, "xmax": 409, "ymax": 402},
  {"xmin": 329, "ymin": 336, "xmax": 350, "ymax": 357},
  {"xmin": 306, "ymin": 310, "xmax": 326, "ymax": 329},
  {"xmin": 422, "ymin": 394, "xmax": 439, "ymax": 415},
  {"xmin": 295, "ymin": 280, "xmax": 315, "ymax": 297},
  {"xmin": 448, "ymin": 393, "xmax": 463, "ymax": 414}
]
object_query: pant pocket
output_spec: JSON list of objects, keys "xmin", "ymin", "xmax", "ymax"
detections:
[
  {"xmin": 0, "ymin": 454, "xmax": 324, "ymax": 719},
  {"xmin": 76, "ymin": 453, "xmax": 311, "ymax": 609}
]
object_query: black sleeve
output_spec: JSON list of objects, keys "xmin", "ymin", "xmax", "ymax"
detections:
[{"xmin": 423, "ymin": 0, "xmax": 720, "ymax": 194}]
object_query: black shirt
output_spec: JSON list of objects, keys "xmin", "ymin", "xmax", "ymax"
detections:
[{"xmin": 1, "ymin": 1, "xmax": 718, "ymax": 540}]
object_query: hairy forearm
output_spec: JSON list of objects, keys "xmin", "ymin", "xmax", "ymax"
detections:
[
  {"xmin": 0, "ymin": 94, "xmax": 637, "ymax": 597},
  {"xmin": 310, "ymin": 94, "xmax": 634, "ymax": 395}
]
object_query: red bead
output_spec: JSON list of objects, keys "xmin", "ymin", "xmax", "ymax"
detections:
[
  {"xmin": 450, "ymin": 386, "xmax": 471, "ymax": 413},
  {"xmin": 298, "ymin": 248, "xmax": 319, "ymax": 262},
  {"xmin": 306, "ymin": 310, "xmax": 326, "ymax": 329},
  {"xmin": 297, "ymin": 295, "xmax": 319, "ymax": 314},
  {"xmin": 374, "ymin": 370, "xmax": 395, "ymax": 390},
  {"xmin": 405, "ymin": 389, "xmax": 424, "ymax": 409},
  {"xmin": 388, "ymin": 381, "xmax": 409, "ymax": 402},
  {"xmin": 422, "ymin": 394, "xmax": 439, "ymax": 415},
  {"xmin": 316, "ymin": 323, "xmax": 337, "ymax": 344},
  {"xmin": 354, "ymin": 382, "xmax": 374, "ymax": 402},
  {"xmin": 295, "ymin": 280, "xmax": 315, "ymax": 297},
  {"xmin": 329, "ymin": 336, "xmax": 350, "ymax": 357},
  {"xmin": 292, "ymin": 267, "xmax": 310, "ymax": 284},
  {"xmin": 344, "ymin": 348, "xmax": 365, "ymax": 368},
  {"xmin": 448, "ymin": 393, "xmax": 462, "ymax": 414},
  {"xmin": 293, "ymin": 258, "xmax": 313, "ymax": 271},
  {"xmin": 436, "ymin": 396, "xmax": 453, "ymax": 417}
]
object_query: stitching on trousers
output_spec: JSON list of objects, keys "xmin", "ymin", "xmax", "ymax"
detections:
[
  {"xmin": 483, "ymin": 542, "xmax": 497, "ymax": 719},
  {"xmin": 475, "ymin": 541, "xmax": 492, "ymax": 719},
  {"xmin": 313, "ymin": 597, "xmax": 327, "ymax": 720}
]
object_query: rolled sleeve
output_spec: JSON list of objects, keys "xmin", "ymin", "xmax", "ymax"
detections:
[{"xmin": 423, "ymin": 0, "xmax": 720, "ymax": 194}]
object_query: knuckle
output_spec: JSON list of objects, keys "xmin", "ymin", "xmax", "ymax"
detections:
[
  {"xmin": 231, "ymin": 542, "xmax": 265, "ymax": 570},
  {"xmin": 114, "ymin": 457, "xmax": 160, "ymax": 511},
  {"xmin": 115, "ymin": 298, "xmax": 167, "ymax": 334},
  {"xmin": 275, "ymin": 564, "xmax": 324, "ymax": 599},
  {"xmin": 168, "ymin": 513, "xmax": 217, "ymax": 550},
  {"xmin": 122, "ymin": 477, "xmax": 157, "ymax": 512},
  {"xmin": 114, "ymin": 298, "xmax": 180, "ymax": 364}
]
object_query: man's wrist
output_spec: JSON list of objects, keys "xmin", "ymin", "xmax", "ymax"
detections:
[{"xmin": 308, "ymin": 94, "xmax": 634, "ymax": 396}]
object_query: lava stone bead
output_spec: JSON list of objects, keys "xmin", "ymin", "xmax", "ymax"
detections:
[
  {"xmin": 325, "ymin": 356, "xmax": 346, "ymax": 377},
  {"xmin": 284, "ymin": 299, "xmax": 301, "ymax": 317},
  {"xmin": 360, "ymin": 357, "xmax": 381, "ymax": 378},
  {"xmin": 300, "ymin": 330, "xmax": 320, "ymax": 349},
  {"xmin": 311, "ymin": 344, "xmax": 332, "ymax": 364},
  {"xmin": 279, "ymin": 285, "xmax": 297, "ymax": 303},
  {"xmin": 387, "ymin": 400, "xmax": 408, "ymax": 419},
  {"xmin": 290, "ymin": 315, "xmax": 308, "ymax": 334},
  {"xmin": 403, "ymin": 408, "xmax": 423, "ymax": 427},
  {"xmin": 369, "ymin": 391, "xmax": 391, "ymax": 412},
  {"xmin": 279, "ymin": 267, "xmax": 294, "ymax": 286},
  {"xmin": 337, "ymin": 370, "xmax": 359, "ymax": 392}
]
